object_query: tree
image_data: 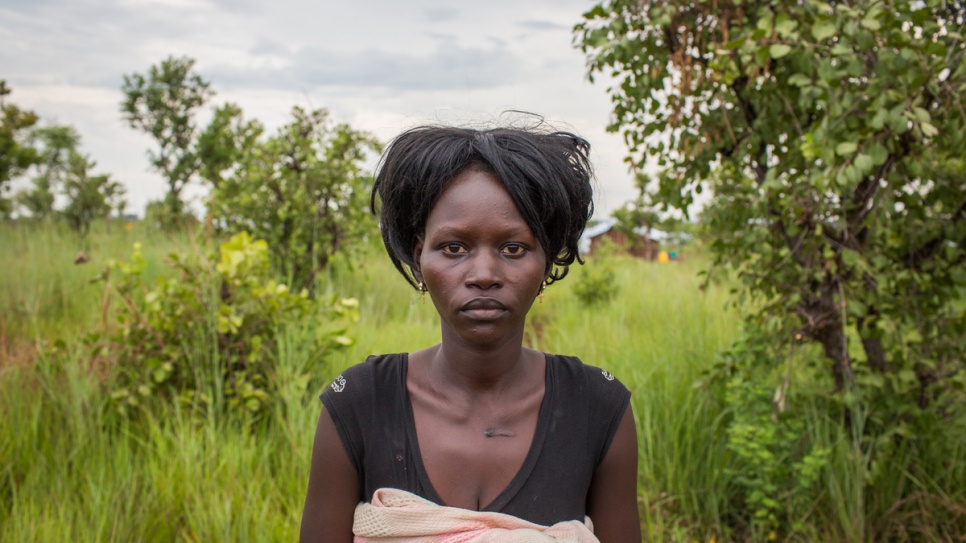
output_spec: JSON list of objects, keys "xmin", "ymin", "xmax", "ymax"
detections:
[
  {"xmin": 15, "ymin": 125, "xmax": 80, "ymax": 219},
  {"xmin": 201, "ymin": 105, "xmax": 381, "ymax": 293},
  {"xmin": 195, "ymin": 102, "xmax": 263, "ymax": 188},
  {"xmin": 577, "ymin": 0, "xmax": 965, "ymax": 395},
  {"xmin": 121, "ymin": 56, "xmax": 212, "ymax": 227},
  {"xmin": 0, "ymin": 81, "xmax": 40, "ymax": 217},
  {"xmin": 61, "ymin": 152, "xmax": 126, "ymax": 238},
  {"xmin": 577, "ymin": 1, "xmax": 965, "ymax": 535}
]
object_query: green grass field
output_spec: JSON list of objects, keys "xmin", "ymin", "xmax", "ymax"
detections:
[{"xmin": 1, "ymin": 222, "xmax": 963, "ymax": 542}]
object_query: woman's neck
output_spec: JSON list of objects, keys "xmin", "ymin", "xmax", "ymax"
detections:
[{"xmin": 425, "ymin": 329, "xmax": 537, "ymax": 395}]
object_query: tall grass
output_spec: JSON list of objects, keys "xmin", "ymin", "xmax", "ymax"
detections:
[
  {"xmin": 0, "ymin": 220, "xmax": 195, "ymax": 361},
  {"xmin": 0, "ymin": 329, "xmax": 321, "ymax": 542},
  {"xmin": 2, "ymin": 223, "xmax": 964, "ymax": 541}
]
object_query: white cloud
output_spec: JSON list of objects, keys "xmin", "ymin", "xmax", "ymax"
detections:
[{"xmin": 1, "ymin": 0, "xmax": 639, "ymax": 217}]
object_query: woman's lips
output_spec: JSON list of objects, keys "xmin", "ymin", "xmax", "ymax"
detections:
[{"xmin": 461, "ymin": 298, "xmax": 508, "ymax": 319}]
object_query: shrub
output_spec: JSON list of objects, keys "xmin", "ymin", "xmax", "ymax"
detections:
[
  {"xmin": 92, "ymin": 232, "xmax": 358, "ymax": 419},
  {"xmin": 573, "ymin": 238, "xmax": 620, "ymax": 306},
  {"xmin": 723, "ymin": 360, "xmax": 830, "ymax": 539}
]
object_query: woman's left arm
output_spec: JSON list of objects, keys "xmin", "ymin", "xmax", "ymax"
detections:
[{"xmin": 586, "ymin": 406, "xmax": 641, "ymax": 543}]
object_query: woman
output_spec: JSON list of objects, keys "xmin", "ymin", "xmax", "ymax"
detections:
[{"xmin": 300, "ymin": 125, "xmax": 640, "ymax": 542}]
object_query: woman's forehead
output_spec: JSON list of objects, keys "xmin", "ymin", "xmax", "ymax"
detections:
[{"xmin": 431, "ymin": 171, "xmax": 517, "ymax": 212}]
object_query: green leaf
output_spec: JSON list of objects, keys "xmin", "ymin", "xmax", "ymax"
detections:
[
  {"xmin": 855, "ymin": 153, "xmax": 873, "ymax": 172},
  {"xmin": 831, "ymin": 43, "xmax": 852, "ymax": 56},
  {"xmin": 871, "ymin": 109, "xmax": 888, "ymax": 130},
  {"xmin": 776, "ymin": 13, "xmax": 798, "ymax": 37},
  {"xmin": 817, "ymin": 59, "xmax": 838, "ymax": 83},
  {"xmin": 769, "ymin": 44, "xmax": 792, "ymax": 59},
  {"xmin": 867, "ymin": 143, "xmax": 888, "ymax": 165},
  {"xmin": 910, "ymin": 8, "xmax": 930, "ymax": 24},
  {"xmin": 755, "ymin": 46, "xmax": 771, "ymax": 66},
  {"xmin": 861, "ymin": 372, "xmax": 884, "ymax": 388},
  {"xmin": 757, "ymin": 13, "xmax": 774, "ymax": 32},
  {"xmin": 788, "ymin": 73, "xmax": 812, "ymax": 87},
  {"xmin": 815, "ymin": 2, "xmax": 834, "ymax": 15},
  {"xmin": 836, "ymin": 142, "xmax": 857, "ymax": 156},
  {"xmin": 812, "ymin": 20, "xmax": 837, "ymax": 41},
  {"xmin": 921, "ymin": 122, "xmax": 938, "ymax": 137},
  {"xmin": 899, "ymin": 369, "xmax": 917, "ymax": 385},
  {"xmin": 842, "ymin": 249, "xmax": 861, "ymax": 267},
  {"xmin": 845, "ymin": 165, "xmax": 861, "ymax": 184}
]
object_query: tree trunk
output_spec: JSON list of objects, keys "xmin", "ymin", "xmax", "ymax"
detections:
[
  {"xmin": 802, "ymin": 278, "xmax": 855, "ymax": 391},
  {"xmin": 818, "ymin": 321, "xmax": 854, "ymax": 391}
]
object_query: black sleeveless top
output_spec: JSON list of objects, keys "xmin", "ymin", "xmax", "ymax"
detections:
[{"xmin": 320, "ymin": 353, "xmax": 631, "ymax": 526}]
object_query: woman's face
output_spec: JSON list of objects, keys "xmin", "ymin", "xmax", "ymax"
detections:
[{"xmin": 415, "ymin": 169, "xmax": 547, "ymax": 348}]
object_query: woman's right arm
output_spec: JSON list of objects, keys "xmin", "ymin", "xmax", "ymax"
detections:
[{"xmin": 299, "ymin": 407, "xmax": 361, "ymax": 543}]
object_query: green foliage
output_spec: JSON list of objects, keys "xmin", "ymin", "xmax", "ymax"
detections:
[
  {"xmin": 141, "ymin": 195, "xmax": 197, "ymax": 232},
  {"xmin": 15, "ymin": 125, "xmax": 80, "ymax": 220},
  {"xmin": 60, "ymin": 152, "xmax": 125, "ymax": 239},
  {"xmin": 201, "ymin": 105, "xmax": 381, "ymax": 293},
  {"xmin": 0, "ymin": 333, "xmax": 323, "ymax": 542},
  {"xmin": 578, "ymin": 0, "xmax": 966, "ymax": 388},
  {"xmin": 195, "ymin": 102, "xmax": 263, "ymax": 187},
  {"xmin": 0, "ymin": 221, "xmax": 187, "ymax": 354},
  {"xmin": 95, "ymin": 232, "xmax": 359, "ymax": 419},
  {"xmin": 0, "ymin": 81, "xmax": 40, "ymax": 217},
  {"xmin": 120, "ymin": 57, "xmax": 379, "ymax": 282},
  {"xmin": 121, "ymin": 56, "xmax": 213, "ymax": 226},
  {"xmin": 721, "ymin": 341, "xmax": 831, "ymax": 539},
  {"xmin": 10, "ymin": 124, "xmax": 125, "ymax": 236},
  {"xmin": 14, "ymin": 176, "xmax": 56, "ymax": 219},
  {"xmin": 573, "ymin": 265, "xmax": 617, "ymax": 306},
  {"xmin": 577, "ymin": 0, "xmax": 966, "ymax": 536},
  {"xmin": 572, "ymin": 239, "xmax": 620, "ymax": 306}
]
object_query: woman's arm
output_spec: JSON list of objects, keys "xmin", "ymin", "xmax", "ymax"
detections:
[
  {"xmin": 299, "ymin": 407, "xmax": 361, "ymax": 543},
  {"xmin": 586, "ymin": 406, "xmax": 641, "ymax": 543}
]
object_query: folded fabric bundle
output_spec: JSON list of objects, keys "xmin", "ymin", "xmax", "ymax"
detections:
[{"xmin": 353, "ymin": 488, "xmax": 600, "ymax": 543}]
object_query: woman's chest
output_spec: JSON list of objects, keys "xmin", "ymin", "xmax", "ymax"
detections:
[
  {"xmin": 356, "ymin": 373, "xmax": 596, "ymax": 524},
  {"xmin": 412, "ymin": 405, "xmax": 541, "ymax": 510}
]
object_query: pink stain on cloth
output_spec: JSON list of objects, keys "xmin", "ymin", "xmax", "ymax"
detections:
[{"xmin": 353, "ymin": 488, "xmax": 600, "ymax": 543}]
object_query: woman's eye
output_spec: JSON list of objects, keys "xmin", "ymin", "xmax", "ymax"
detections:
[
  {"xmin": 442, "ymin": 243, "xmax": 466, "ymax": 254},
  {"xmin": 502, "ymin": 244, "xmax": 526, "ymax": 256}
]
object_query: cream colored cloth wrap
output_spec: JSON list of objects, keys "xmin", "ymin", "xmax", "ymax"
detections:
[{"xmin": 353, "ymin": 488, "xmax": 600, "ymax": 543}]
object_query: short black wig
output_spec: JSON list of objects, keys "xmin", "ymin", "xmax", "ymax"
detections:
[{"xmin": 371, "ymin": 125, "xmax": 595, "ymax": 288}]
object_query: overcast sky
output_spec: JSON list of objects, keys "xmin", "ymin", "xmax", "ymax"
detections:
[{"xmin": 1, "ymin": 0, "xmax": 638, "ymax": 217}]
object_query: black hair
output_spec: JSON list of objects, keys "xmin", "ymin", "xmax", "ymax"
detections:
[{"xmin": 371, "ymin": 124, "xmax": 595, "ymax": 288}]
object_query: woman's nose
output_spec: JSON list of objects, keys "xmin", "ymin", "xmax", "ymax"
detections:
[{"xmin": 466, "ymin": 250, "xmax": 503, "ymax": 289}]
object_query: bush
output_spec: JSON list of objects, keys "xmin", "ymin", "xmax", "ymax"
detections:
[
  {"xmin": 573, "ymin": 239, "xmax": 620, "ymax": 306},
  {"xmin": 722, "ymin": 355, "xmax": 830, "ymax": 540},
  {"xmin": 92, "ymin": 232, "xmax": 358, "ymax": 420}
]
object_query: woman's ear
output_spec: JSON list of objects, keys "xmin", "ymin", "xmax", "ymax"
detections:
[{"xmin": 412, "ymin": 237, "xmax": 425, "ymax": 283}]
